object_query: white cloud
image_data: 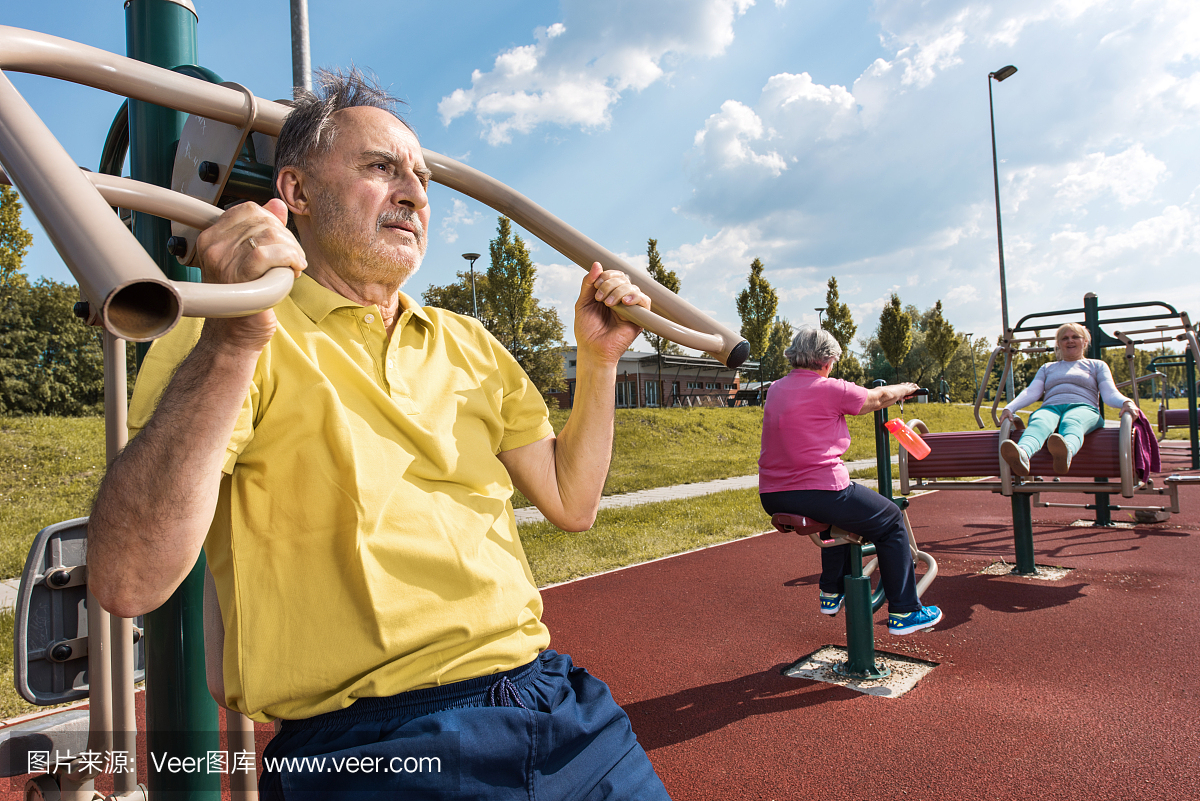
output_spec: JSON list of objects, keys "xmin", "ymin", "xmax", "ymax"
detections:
[
  {"xmin": 898, "ymin": 24, "xmax": 967, "ymax": 88},
  {"xmin": 439, "ymin": 0, "xmax": 756, "ymax": 144},
  {"xmin": 945, "ymin": 284, "xmax": 980, "ymax": 305},
  {"xmin": 693, "ymin": 100, "xmax": 788, "ymax": 176},
  {"xmin": 438, "ymin": 198, "xmax": 483, "ymax": 245},
  {"xmin": 1054, "ymin": 144, "xmax": 1167, "ymax": 208},
  {"xmin": 671, "ymin": 0, "xmax": 1200, "ymax": 342}
]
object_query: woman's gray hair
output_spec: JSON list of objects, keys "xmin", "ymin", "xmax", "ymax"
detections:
[
  {"xmin": 785, "ymin": 327, "xmax": 842, "ymax": 370},
  {"xmin": 274, "ymin": 66, "xmax": 410, "ymax": 186}
]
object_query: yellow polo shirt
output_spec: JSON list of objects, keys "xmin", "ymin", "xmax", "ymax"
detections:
[{"xmin": 128, "ymin": 274, "xmax": 554, "ymax": 721}]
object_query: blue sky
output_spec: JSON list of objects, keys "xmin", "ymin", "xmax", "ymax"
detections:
[{"xmin": 6, "ymin": 1, "xmax": 1199, "ymax": 352}]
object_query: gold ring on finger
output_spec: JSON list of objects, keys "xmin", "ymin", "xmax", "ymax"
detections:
[{"xmin": 248, "ymin": 237, "xmax": 258, "ymax": 249}]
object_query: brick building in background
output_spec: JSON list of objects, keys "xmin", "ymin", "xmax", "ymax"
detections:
[{"xmin": 548, "ymin": 347, "xmax": 757, "ymax": 410}]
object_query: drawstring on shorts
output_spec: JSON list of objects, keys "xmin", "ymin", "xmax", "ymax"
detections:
[{"xmin": 487, "ymin": 675, "xmax": 528, "ymax": 709}]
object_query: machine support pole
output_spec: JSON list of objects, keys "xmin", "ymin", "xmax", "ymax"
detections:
[
  {"xmin": 1083, "ymin": 294, "xmax": 1102, "ymax": 364},
  {"xmin": 1011, "ymin": 493, "xmax": 1036, "ymax": 575},
  {"xmin": 1093, "ymin": 477, "xmax": 1112, "ymax": 527},
  {"xmin": 1082, "ymin": 293, "xmax": 1115, "ymax": 525},
  {"xmin": 1188, "ymin": 349, "xmax": 1199, "ymax": 469},
  {"xmin": 126, "ymin": 1, "xmax": 222, "ymax": 797},
  {"xmin": 840, "ymin": 543, "xmax": 887, "ymax": 679},
  {"xmin": 831, "ymin": 383, "xmax": 892, "ymax": 679},
  {"xmin": 872, "ymin": 379, "xmax": 893, "ymax": 502}
]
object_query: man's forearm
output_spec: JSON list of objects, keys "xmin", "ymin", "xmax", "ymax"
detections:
[
  {"xmin": 547, "ymin": 353, "xmax": 618, "ymax": 530},
  {"xmin": 88, "ymin": 333, "xmax": 260, "ymax": 617}
]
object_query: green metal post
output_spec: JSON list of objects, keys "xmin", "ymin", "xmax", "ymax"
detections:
[
  {"xmin": 838, "ymin": 544, "xmax": 888, "ymax": 679},
  {"xmin": 872, "ymin": 379, "xmax": 893, "ymax": 502},
  {"xmin": 1011, "ymin": 492, "xmax": 1036, "ymax": 574},
  {"xmin": 1082, "ymin": 294, "xmax": 1115, "ymax": 524},
  {"xmin": 833, "ymin": 385, "xmax": 892, "ymax": 678},
  {"xmin": 1093, "ymin": 477, "xmax": 1112, "ymax": 526},
  {"xmin": 1188, "ymin": 349, "xmax": 1199, "ymax": 469},
  {"xmin": 125, "ymin": 1, "xmax": 221, "ymax": 797},
  {"xmin": 1083, "ymin": 293, "xmax": 1101, "ymax": 361}
]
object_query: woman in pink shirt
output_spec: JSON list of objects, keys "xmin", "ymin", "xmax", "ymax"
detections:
[{"xmin": 759, "ymin": 328, "xmax": 942, "ymax": 636}]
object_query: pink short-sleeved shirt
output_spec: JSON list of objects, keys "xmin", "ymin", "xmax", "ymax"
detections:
[{"xmin": 758, "ymin": 369, "xmax": 870, "ymax": 492}]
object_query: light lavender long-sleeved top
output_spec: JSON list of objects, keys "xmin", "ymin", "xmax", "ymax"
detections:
[{"xmin": 1005, "ymin": 358, "xmax": 1130, "ymax": 413}]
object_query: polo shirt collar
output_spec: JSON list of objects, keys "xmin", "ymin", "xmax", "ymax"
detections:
[{"xmin": 290, "ymin": 273, "xmax": 435, "ymax": 334}]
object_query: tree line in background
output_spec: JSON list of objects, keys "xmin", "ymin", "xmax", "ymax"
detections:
[
  {"xmin": 422, "ymin": 216, "xmax": 566, "ymax": 401},
  {"xmin": 730, "ymin": 256, "xmax": 1192, "ymax": 402},
  {"xmin": 1, "ymin": 186, "xmax": 112, "ymax": 416},
  {"xmin": 3, "ymin": 179, "xmax": 1193, "ymax": 417},
  {"xmin": 732, "ymin": 255, "xmax": 1003, "ymax": 401}
]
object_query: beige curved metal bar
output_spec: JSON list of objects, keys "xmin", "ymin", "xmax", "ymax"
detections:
[
  {"xmin": 0, "ymin": 26, "xmax": 288, "ymax": 134},
  {"xmin": 973, "ymin": 346, "xmax": 1003, "ymax": 428},
  {"xmin": 424, "ymin": 151, "xmax": 748, "ymax": 365},
  {"xmin": 88, "ymin": 173, "xmax": 296, "ymax": 319},
  {"xmin": 1119, "ymin": 408, "xmax": 1134, "ymax": 498},
  {"xmin": 990, "ymin": 348, "xmax": 1014, "ymax": 427},
  {"xmin": 0, "ymin": 25, "xmax": 749, "ymax": 364},
  {"xmin": 1185, "ymin": 327, "xmax": 1200, "ymax": 369},
  {"xmin": 999, "ymin": 416, "xmax": 1016, "ymax": 496},
  {"xmin": 901, "ymin": 510, "xmax": 937, "ymax": 598},
  {"xmin": 0, "ymin": 26, "xmax": 296, "ymax": 341}
]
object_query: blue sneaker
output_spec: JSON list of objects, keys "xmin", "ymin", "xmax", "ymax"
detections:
[
  {"xmin": 888, "ymin": 605, "xmax": 942, "ymax": 635},
  {"xmin": 819, "ymin": 592, "xmax": 844, "ymax": 616}
]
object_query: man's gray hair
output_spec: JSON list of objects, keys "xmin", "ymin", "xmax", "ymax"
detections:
[
  {"xmin": 273, "ymin": 66, "xmax": 410, "ymax": 185},
  {"xmin": 785, "ymin": 327, "xmax": 842, "ymax": 370}
]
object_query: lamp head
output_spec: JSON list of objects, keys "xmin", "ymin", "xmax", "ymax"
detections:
[
  {"xmin": 462, "ymin": 252, "xmax": 481, "ymax": 262},
  {"xmin": 990, "ymin": 65, "xmax": 1018, "ymax": 82}
]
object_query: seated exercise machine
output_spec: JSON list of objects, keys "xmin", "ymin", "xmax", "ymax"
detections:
[
  {"xmin": 771, "ymin": 389, "xmax": 938, "ymax": 679},
  {"xmin": 0, "ymin": 6, "xmax": 749, "ymax": 799},
  {"xmin": 899, "ymin": 294, "xmax": 1200, "ymax": 576},
  {"xmin": 771, "ymin": 504, "xmax": 937, "ymax": 679}
]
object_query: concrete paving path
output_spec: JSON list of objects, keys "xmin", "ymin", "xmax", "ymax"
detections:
[{"xmin": 513, "ymin": 456, "xmax": 895, "ymax": 525}]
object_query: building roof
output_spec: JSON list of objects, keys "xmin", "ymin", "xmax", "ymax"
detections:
[{"xmin": 562, "ymin": 346, "xmax": 758, "ymax": 373}]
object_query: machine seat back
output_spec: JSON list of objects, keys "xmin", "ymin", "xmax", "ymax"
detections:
[{"xmin": 906, "ymin": 427, "xmax": 1122, "ymax": 479}]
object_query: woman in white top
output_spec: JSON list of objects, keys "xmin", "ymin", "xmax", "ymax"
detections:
[{"xmin": 999, "ymin": 322, "xmax": 1139, "ymax": 475}]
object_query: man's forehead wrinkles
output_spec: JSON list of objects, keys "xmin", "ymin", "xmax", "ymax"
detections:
[
  {"xmin": 361, "ymin": 148, "xmax": 401, "ymax": 163},
  {"xmin": 358, "ymin": 147, "xmax": 428, "ymax": 171}
]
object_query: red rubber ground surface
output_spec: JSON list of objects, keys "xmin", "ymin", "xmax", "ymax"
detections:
[
  {"xmin": 7, "ymin": 449, "xmax": 1197, "ymax": 799},
  {"xmin": 545, "ymin": 468, "xmax": 1200, "ymax": 799}
]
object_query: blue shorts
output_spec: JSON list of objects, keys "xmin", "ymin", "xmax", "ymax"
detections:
[{"xmin": 258, "ymin": 650, "xmax": 671, "ymax": 800}]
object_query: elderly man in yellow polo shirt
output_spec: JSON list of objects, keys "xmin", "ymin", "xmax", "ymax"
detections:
[{"xmin": 88, "ymin": 69, "xmax": 673, "ymax": 800}]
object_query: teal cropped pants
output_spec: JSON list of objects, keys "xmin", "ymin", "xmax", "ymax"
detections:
[{"xmin": 1017, "ymin": 403, "xmax": 1104, "ymax": 458}]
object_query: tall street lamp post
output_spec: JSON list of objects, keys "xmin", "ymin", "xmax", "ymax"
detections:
[
  {"xmin": 989, "ymin": 64, "xmax": 1017, "ymax": 401},
  {"xmin": 815, "ymin": 307, "xmax": 826, "ymax": 326},
  {"xmin": 461, "ymin": 252, "xmax": 481, "ymax": 319},
  {"xmin": 965, "ymin": 332, "xmax": 980, "ymax": 398}
]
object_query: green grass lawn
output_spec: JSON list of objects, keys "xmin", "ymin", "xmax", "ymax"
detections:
[
  {"xmin": 0, "ymin": 417, "xmax": 106, "ymax": 581},
  {"xmin": 522, "ymin": 486, "xmax": 771, "ymax": 587},
  {"xmin": 3, "ymin": 400, "xmax": 1183, "ymax": 572}
]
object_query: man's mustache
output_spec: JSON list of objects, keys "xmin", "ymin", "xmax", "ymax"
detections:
[{"xmin": 377, "ymin": 208, "xmax": 425, "ymax": 240}]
